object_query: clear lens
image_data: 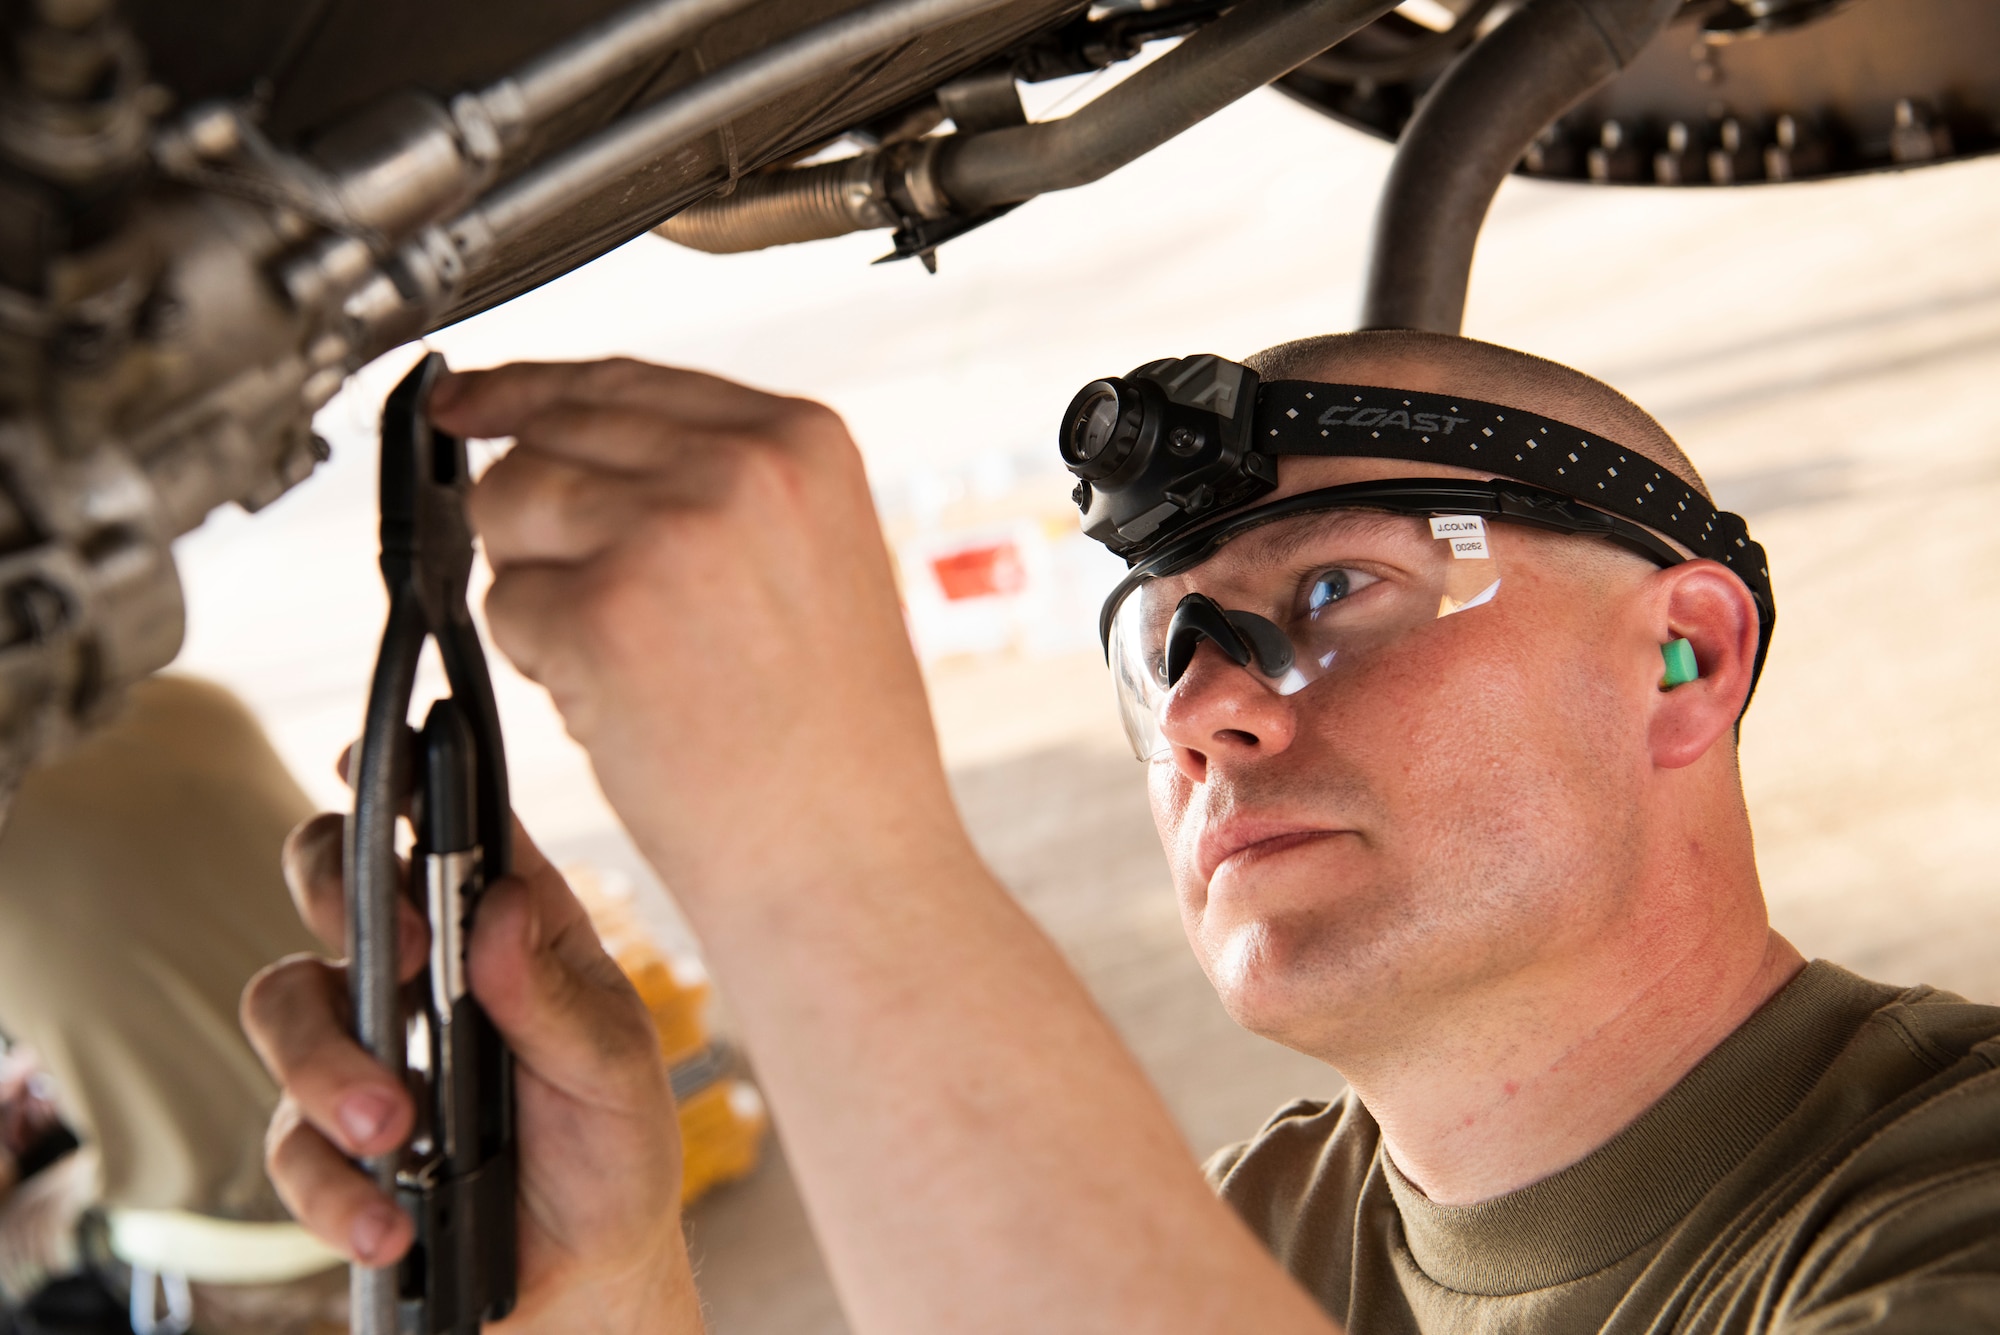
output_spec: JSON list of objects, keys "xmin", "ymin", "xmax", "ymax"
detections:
[
  {"xmin": 1072, "ymin": 389, "xmax": 1121, "ymax": 465},
  {"xmin": 1108, "ymin": 508, "xmax": 1502, "ymax": 761}
]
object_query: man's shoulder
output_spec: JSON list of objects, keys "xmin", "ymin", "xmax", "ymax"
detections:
[
  {"xmin": 1859, "ymin": 972, "xmax": 2000, "ymax": 1069},
  {"xmin": 1202, "ymin": 1093, "xmax": 1383, "ymax": 1255}
]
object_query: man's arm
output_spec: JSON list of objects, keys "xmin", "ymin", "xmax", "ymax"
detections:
[
  {"xmin": 244, "ymin": 356, "xmax": 1339, "ymax": 1334},
  {"xmin": 439, "ymin": 357, "xmax": 1338, "ymax": 1334}
]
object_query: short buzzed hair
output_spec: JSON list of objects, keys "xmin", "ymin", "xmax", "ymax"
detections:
[{"xmin": 1246, "ymin": 331, "xmax": 1711, "ymax": 502}]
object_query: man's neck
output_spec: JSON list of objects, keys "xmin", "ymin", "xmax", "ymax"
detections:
[{"xmin": 1349, "ymin": 903, "xmax": 1804, "ymax": 1208}]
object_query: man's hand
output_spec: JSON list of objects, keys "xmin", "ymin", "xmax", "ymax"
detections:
[
  {"xmin": 436, "ymin": 359, "xmax": 963, "ymax": 904},
  {"xmin": 240, "ymin": 812, "xmax": 700, "ymax": 1333},
  {"xmin": 440, "ymin": 365, "xmax": 968, "ymax": 903}
]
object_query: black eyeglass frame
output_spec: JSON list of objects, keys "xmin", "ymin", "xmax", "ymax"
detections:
[{"xmin": 1097, "ymin": 477, "xmax": 1775, "ymax": 700}]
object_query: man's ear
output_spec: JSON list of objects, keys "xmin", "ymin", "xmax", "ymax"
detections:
[{"xmin": 1642, "ymin": 560, "xmax": 1760, "ymax": 770}]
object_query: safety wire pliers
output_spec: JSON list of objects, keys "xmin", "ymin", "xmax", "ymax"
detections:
[{"xmin": 347, "ymin": 353, "xmax": 518, "ymax": 1335}]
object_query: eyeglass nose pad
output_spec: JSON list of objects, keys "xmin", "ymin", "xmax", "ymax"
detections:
[
  {"xmin": 1163, "ymin": 594, "xmax": 1296, "ymax": 688},
  {"xmin": 1223, "ymin": 609, "xmax": 1295, "ymax": 678}
]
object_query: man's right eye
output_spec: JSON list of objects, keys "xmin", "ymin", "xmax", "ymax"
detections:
[{"xmin": 1306, "ymin": 567, "xmax": 1379, "ymax": 615}]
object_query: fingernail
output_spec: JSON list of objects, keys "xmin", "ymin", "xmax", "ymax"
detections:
[
  {"xmin": 351, "ymin": 1206, "xmax": 395, "ymax": 1263},
  {"xmin": 429, "ymin": 372, "xmax": 463, "ymax": 410},
  {"xmin": 337, "ymin": 1091, "xmax": 394, "ymax": 1148}
]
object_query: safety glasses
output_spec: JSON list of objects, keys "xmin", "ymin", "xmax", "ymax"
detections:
[{"xmin": 1100, "ymin": 479, "xmax": 1691, "ymax": 761}]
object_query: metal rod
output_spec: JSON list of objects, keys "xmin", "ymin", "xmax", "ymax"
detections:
[
  {"xmin": 474, "ymin": 0, "xmax": 763, "ymax": 148},
  {"xmin": 1356, "ymin": 0, "xmax": 1680, "ymax": 334},
  {"xmin": 449, "ymin": 0, "xmax": 1025, "ymax": 264},
  {"xmin": 937, "ymin": 0, "xmax": 1398, "ymax": 211}
]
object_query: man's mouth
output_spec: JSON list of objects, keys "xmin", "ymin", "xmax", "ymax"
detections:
[{"xmin": 1196, "ymin": 816, "xmax": 1353, "ymax": 886}]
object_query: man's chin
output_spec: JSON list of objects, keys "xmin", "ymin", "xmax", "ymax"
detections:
[
  {"xmin": 1195, "ymin": 866, "xmax": 1420, "ymax": 1055},
  {"xmin": 1201, "ymin": 914, "xmax": 1369, "ymax": 1051}
]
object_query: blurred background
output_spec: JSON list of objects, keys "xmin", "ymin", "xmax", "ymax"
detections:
[{"xmin": 168, "ymin": 74, "xmax": 2000, "ymax": 1334}]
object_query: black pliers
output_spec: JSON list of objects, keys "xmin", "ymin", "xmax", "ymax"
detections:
[{"xmin": 347, "ymin": 353, "xmax": 517, "ymax": 1335}]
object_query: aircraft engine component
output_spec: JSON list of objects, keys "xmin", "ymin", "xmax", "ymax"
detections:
[
  {"xmin": 1280, "ymin": 0, "xmax": 2000, "ymax": 188},
  {"xmin": 0, "ymin": 0, "xmax": 1081, "ymax": 806},
  {"xmin": 658, "ymin": 0, "xmax": 1400, "ymax": 262}
]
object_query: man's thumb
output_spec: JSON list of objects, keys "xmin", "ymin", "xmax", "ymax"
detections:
[{"xmin": 465, "ymin": 874, "xmax": 667, "ymax": 1108}]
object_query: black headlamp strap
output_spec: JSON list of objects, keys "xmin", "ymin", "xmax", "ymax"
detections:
[{"xmin": 1252, "ymin": 381, "xmax": 1769, "ymax": 597}]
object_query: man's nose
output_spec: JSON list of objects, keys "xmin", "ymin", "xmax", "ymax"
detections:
[{"xmin": 1156, "ymin": 638, "xmax": 1299, "ymax": 782}]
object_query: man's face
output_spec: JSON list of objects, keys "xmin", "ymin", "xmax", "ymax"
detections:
[{"xmin": 1146, "ymin": 455, "xmax": 1660, "ymax": 1062}]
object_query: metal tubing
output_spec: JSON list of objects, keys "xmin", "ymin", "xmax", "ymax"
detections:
[
  {"xmin": 657, "ymin": 0, "xmax": 1394, "ymax": 253},
  {"xmin": 452, "ymin": 0, "xmax": 1024, "ymax": 261},
  {"xmin": 659, "ymin": 151, "xmax": 893, "ymax": 251},
  {"xmin": 936, "ymin": 0, "xmax": 1397, "ymax": 211},
  {"xmin": 1357, "ymin": 0, "xmax": 1680, "ymax": 333},
  {"xmin": 474, "ymin": 0, "xmax": 761, "ymax": 148}
]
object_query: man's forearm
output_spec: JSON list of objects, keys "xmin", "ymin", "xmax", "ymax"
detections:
[{"xmin": 655, "ymin": 822, "xmax": 1340, "ymax": 1335}]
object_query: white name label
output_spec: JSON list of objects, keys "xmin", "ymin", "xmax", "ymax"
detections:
[{"xmin": 1429, "ymin": 515, "xmax": 1489, "ymax": 559}]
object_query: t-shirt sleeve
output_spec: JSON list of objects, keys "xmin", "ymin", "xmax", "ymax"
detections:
[
  {"xmin": 1203, "ymin": 1139, "xmax": 1252, "ymax": 1191},
  {"xmin": 1777, "ymin": 1160, "xmax": 2000, "ymax": 1333}
]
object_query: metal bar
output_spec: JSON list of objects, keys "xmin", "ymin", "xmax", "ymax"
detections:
[
  {"xmin": 450, "ymin": 0, "xmax": 1026, "ymax": 263},
  {"xmin": 475, "ymin": 0, "xmax": 765, "ymax": 147}
]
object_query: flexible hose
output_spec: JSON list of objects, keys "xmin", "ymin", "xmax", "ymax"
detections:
[
  {"xmin": 1357, "ymin": 0, "xmax": 1681, "ymax": 333},
  {"xmin": 657, "ymin": 153, "xmax": 893, "ymax": 252}
]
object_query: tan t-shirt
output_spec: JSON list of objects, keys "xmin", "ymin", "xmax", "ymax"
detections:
[{"xmin": 1205, "ymin": 962, "xmax": 2000, "ymax": 1333}]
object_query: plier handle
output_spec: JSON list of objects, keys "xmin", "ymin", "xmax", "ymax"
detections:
[{"xmin": 347, "ymin": 352, "xmax": 517, "ymax": 1335}]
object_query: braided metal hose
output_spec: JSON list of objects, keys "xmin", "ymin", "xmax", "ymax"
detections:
[{"xmin": 655, "ymin": 153, "xmax": 896, "ymax": 252}]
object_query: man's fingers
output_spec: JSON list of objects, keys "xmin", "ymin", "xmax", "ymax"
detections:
[
  {"xmin": 430, "ymin": 359, "xmax": 786, "ymax": 441},
  {"xmin": 509, "ymin": 401, "xmax": 755, "ymax": 483},
  {"xmin": 281, "ymin": 814, "xmax": 351, "ymax": 951},
  {"xmin": 469, "ymin": 448, "xmax": 653, "ymax": 570},
  {"xmin": 281, "ymin": 814, "xmax": 428, "ymax": 975},
  {"xmin": 265, "ymin": 1099, "xmax": 413, "ymax": 1266},
  {"xmin": 241, "ymin": 956, "xmax": 414, "ymax": 1159},
  {"xmin": 466, "ymin": 874, "xmax": 667, "ymax": 1112}
]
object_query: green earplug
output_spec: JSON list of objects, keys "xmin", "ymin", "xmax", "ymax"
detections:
[{"xmin": 1660, "ymin": 637, "xmax": 1699, "ymax": 689}]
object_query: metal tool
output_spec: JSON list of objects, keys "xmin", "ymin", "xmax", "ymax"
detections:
[{"xmin": 347, "ymin": 352, "xmax": 517, "ymax": 1335}]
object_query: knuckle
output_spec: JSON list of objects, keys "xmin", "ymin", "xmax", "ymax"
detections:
[
  {"xmin": 281, "ymin": 814, "xmax": 343, "ymax": 890},
  {"xmin": 586, "ymin": 357, "xmax": 653, "ymax": 395},
  {"xmin": 240, "ymin": 955, "xmax": 338, "ymax": 1059},
  {"xmin": 264, "ymin": 1096, "xmax": 308, "ymax": 1168},
  {"xmin": 773, "ymin": 396, "xmax": 850, "ymax": 451}
]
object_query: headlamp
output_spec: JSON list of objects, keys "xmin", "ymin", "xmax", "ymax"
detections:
[
  {"xmin": 1059, "ymin": 356, "xmax": 1275, "ymax": 548},
  {"xmin": 1060, "ymin": 353, "xmax": 1778, "ymax": 710}
]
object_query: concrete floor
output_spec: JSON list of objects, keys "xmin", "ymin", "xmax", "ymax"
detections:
[{"xmin": 162, "ymin": 81, "xmax": 2000, "ymax": 1335}]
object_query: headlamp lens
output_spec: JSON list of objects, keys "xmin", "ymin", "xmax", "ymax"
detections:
[
  {"xmin": 1061, "ymin": 380, "xmax": 1144, "ymax": 481},
  {"xmin": 1072, "ymin": 389, "xmax": 1121, "ymax": 464},
  {"xmin": 1107, "ymin": 506, "xmax": 1504, "ymax": 761}
]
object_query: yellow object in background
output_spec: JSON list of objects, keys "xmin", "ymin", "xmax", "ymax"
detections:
[{"xmin": 566, "ymin": 865, "xmax": 769, "ymax": 1205}]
